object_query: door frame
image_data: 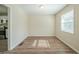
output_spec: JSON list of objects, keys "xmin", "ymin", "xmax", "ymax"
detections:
[{"xmin": 3, "ymin": 4, "xmax": 11, "ymax": 50}]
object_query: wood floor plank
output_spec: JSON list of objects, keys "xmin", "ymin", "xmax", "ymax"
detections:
[{"xmin": 1, "ymin": 36, "xmax": 77, "ymax": 54}]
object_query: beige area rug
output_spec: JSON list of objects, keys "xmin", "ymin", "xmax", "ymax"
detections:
[{"xmin": 28, "ymin": 40, "xmax": 50, "ymax": 48}]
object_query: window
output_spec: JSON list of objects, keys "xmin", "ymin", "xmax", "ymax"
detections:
[{"xmin": 61, "ymin": 10, "xmax": 74, "ymax": 34}]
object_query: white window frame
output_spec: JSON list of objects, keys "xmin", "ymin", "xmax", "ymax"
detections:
[{"xmin": 61, "ymin": 10, "xmax": 74, "ymax": 34}]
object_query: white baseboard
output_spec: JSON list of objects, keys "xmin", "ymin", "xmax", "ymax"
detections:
[
  {"xmin": 8, "ymin": 35, "xmax": 28, "ymax": 50},
  {"xmin": 56, "ymin": 36, "xmax": 79, "ymax": 53},
  {"xmin": 28, "ymin": 35, "xmax": 56, "ymax": 38},
  {"xmin": 28, "ymin": 35, "xmax": 55, "ymax": 36}
]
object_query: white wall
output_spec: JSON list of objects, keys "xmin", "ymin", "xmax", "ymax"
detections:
[
  {"xmin": 56, "ymin": 5, "xmax": 79, "ymax": 53},
  {"xmin": 5, "ymin": 4, "xmax": 79, "ymax": 53},
  {"xmin": 4, "ymin": 4, "xmax": 55, "ymax": 50},
  {"xmin": 5, "ymin": 5, "xmax": 28, "ymax": 50},
  {"xmin": 28, "ymin": 15, "xmax": 55, "ymax": 36}
]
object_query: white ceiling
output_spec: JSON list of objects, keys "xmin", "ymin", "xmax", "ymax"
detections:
[{"xmin": 18, "ymin": 4, "xmax": 66, "ymax": 15}]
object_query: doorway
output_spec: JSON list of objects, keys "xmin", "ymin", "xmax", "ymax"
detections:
[{"xmin": 0, "ymin": 4, "xmax": 8, "ymax": 51}]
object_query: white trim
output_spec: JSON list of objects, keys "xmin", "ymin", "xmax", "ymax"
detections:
[
  {"xmin": 28, "ymin": 35, "xmax": 55, "ymax": 36},
  {"xmin": 7, "ymin": 6, "xmax": 11, "ymax": 51},
  {"xmin": 9, "ymin": 35, "xmax": 28, "ymax": 50},
  {"xmin": 56, "ymin": 36, "xmax": 79, "ymax": 53}
]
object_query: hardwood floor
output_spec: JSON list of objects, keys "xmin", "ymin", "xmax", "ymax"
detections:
[{"xmin": 2, "ymin": 36, "xmax": 76, "ymax": 54}]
